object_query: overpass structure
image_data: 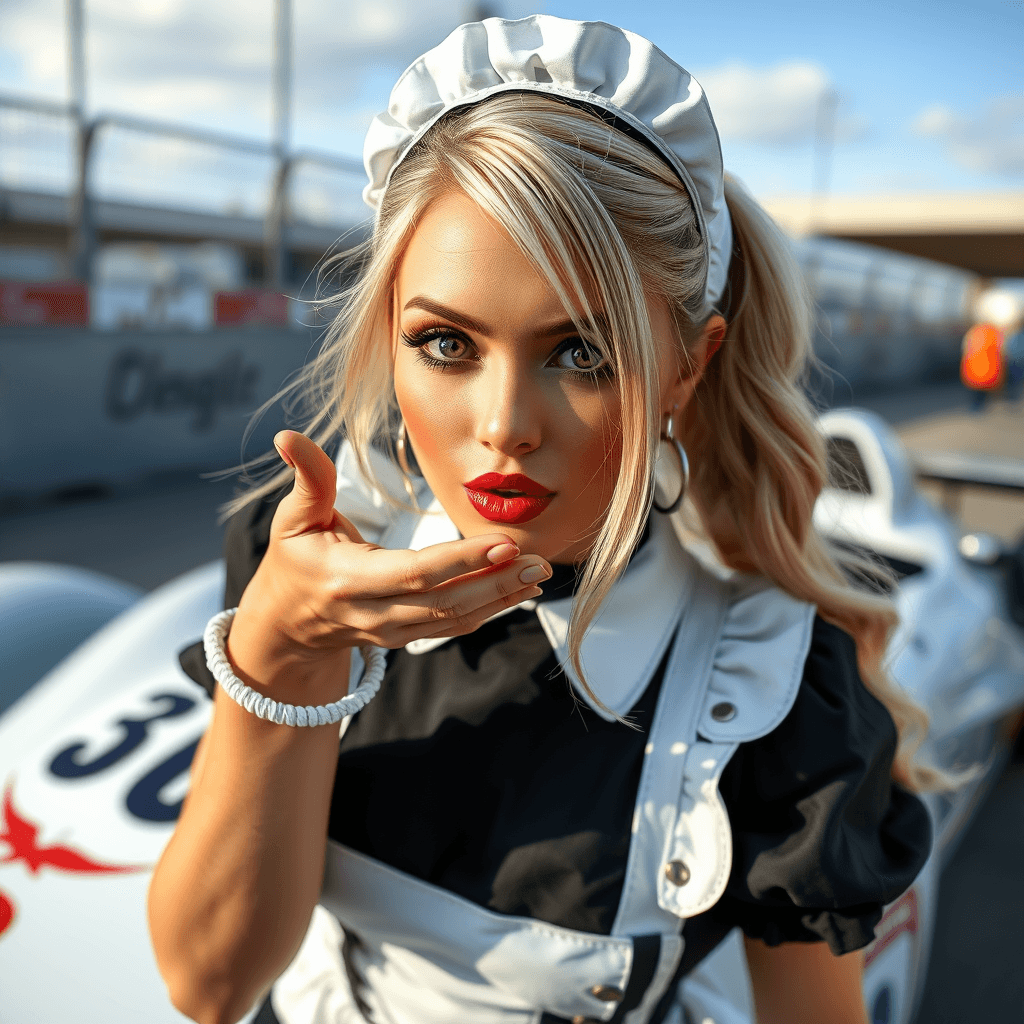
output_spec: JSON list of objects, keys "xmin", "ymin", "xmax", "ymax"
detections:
[{"xmin": 762, "ymin": 192, "xmax": 1024, "ymax": 280}]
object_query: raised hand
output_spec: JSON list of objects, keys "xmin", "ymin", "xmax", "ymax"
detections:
[{"xmin": 225, "ymin": 431, "xmax": 551, "ymax": 706}]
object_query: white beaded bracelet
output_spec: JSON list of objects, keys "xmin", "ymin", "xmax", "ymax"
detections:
[{"xmin": 203, "ymin": 608, "xmax": 387, "ymax": 727}]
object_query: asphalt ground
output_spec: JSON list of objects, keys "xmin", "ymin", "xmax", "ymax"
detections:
[{"xmin": 2, "ymin": 379, "xmax": 1022, "ymax": 1023}]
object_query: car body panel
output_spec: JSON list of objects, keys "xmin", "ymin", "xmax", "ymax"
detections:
[{"xmin": 0, "ymin": 563, "xmax": 231, "ymax": 1023}]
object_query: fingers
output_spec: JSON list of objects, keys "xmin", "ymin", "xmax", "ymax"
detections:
[
  {"xmin": 345, "ymin": 553, "xmax": 550, "ymax": 632},
  {"xmin": 273, "ymin": 431, "xmax": 342, "ymax": 536},
  {"xmin": 412, "ymin": 585, "xmax": 544, "ymax": 642},
  {"xmin": 328, "ymin": 551, "xmax": 552, "ymax": 650},
  {"xmin": 405, "ymin": 556, "xmax": 550, "ymax": 620},
  {"xmin": 357, "ymin": 575, "xmax": 544, "ymax": 648},
  {"xmin": 347, "ymin": 535, "xmax": 550, "ymax": 599}
]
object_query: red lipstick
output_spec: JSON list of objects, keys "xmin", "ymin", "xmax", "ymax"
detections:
[{"xmin": 463, "ymin": 472, "xmax": 555, "ymax": 524}]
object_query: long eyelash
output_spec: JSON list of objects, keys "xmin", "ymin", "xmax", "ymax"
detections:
[
  {"xmin": 415, "ymin": 351, "xmax": 459, "ymax": 372},
  {"xmin": 399, "ymin": 326, "xmax": 450, "ymax": 348},
  {"xmin": 400, "ymin": 327, "xmax": 473, "ymax": 372}
]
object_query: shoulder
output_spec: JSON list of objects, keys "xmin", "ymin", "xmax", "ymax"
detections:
[
  {"xmin": 718, "ymin": 615, "xmax": 932, "ymax": 953},
  {"xmin": 766, "ymin": 616, "xmax": 900, "ymax": 772},
  {"xmin": 723, "ymin": 615, "xmax": 917, "ymax": 823}
]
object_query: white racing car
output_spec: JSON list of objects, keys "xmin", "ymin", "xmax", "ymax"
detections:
[{"xmin": 1, "ymin": 409, "xmax": 1022, "ymax": 1024}]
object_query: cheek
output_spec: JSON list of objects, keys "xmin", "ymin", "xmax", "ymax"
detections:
[
  {"xmin": 395, "ymin": 380, "xmax": 434, "ymax": 458},
  {"xmin": 393, "ymin": 359, "xmax": 463, "ymax": 477},
  {"xmin": 569, "ymin": 397, "xmax": 623, "ymax": 497}
]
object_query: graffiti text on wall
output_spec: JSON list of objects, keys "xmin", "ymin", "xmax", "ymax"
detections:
[{"xmin": 104, "ymin": 349, "xmax": 261, "ymax": 432}]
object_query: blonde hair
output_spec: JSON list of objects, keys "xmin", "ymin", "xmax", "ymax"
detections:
[{"xmin": 235, "ymin": 93, "xmax": 941, "ymax": 791}]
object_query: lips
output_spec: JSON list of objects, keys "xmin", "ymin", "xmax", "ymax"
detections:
[{"xmin": 463, "ymin": 472, "xmax": 555, "ymax": 524}]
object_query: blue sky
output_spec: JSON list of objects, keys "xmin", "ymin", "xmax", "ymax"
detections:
[
  {"xmin": 550, "ymin": 0, "xmax": 1023, "ymax": 195},
  {"xmin": 0, "ymin": 0, "xmax": 1020, "ymax": 202}
]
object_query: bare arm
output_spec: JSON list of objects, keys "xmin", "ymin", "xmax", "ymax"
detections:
[
  {"xmin": 744, "ymin": 937, "xmax": 867, "ymax": 1024},
  {"xmin": 149, "ymin": 688, "xmax": 346, "ymax": 1023},
  {"xmin": 148, "ymin": 432, "xmax": 551, "ymax": 1024}
]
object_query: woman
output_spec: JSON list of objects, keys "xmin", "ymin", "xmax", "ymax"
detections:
[{"xmin": 149, "ymin": 16, "xmax": 933, "ymax": 1024}]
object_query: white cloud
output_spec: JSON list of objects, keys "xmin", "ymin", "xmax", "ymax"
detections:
[
  {"xmin": 696, "ymin": 61, "xmax": 868, "ymax": 148},
  {"xmin": 0, "ymin": 0, "xmax": 521, "ymax": 126},
  {"xmin": 913, "ymin": 94, "xmax": 1024, "ymax": 176},
  {"xmin": 0, "ymin": 0, "xmax": 67, "ymax": 96},
  {"xmin": 0, "ymin": 0, "xmax": 531, "ymax": 201}
]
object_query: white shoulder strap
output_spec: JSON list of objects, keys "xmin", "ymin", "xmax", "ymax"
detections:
[
  {"xmin": 612, "ymin": 558, "xmax": 815, "ymax": 934},
  {"xmin": 612, "ymin": 559, "xmax": 731, "ymax": 937}
]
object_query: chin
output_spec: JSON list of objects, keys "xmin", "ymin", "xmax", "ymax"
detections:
[{"xmin": 484, "ymin": 524, "xmax": 590, "ymax": 566}]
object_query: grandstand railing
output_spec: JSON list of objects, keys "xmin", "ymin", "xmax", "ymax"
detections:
[{"xmin": 0, "ymin": 93, "xmax": 366, "ymax": 287}]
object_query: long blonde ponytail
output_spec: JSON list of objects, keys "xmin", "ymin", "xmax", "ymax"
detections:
[{"xmin": 682, "ymin": 177, "xmax": 940, "ymax": 791}]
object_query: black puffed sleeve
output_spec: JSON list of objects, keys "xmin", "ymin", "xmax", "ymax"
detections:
[
  {"xmin": 714, "ymin": 616, "xmax": 931, "ymax": 955},
  {"xmin": 177, "ymin": 483, "xmax": 291, "ymax": 698}
]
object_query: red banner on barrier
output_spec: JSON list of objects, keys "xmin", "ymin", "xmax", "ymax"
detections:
[
  {"xmin": 0, "ymin": 281, "xmax": 89, "ymax": 327},
  {"xmin": 214, "ymin": 290, "xmax": 289, "ymax": 326}
]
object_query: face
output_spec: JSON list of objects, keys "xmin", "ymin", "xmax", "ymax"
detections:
[{"xmin": 392, "ymin": 190, "xmax": 715, "ymax": 564}]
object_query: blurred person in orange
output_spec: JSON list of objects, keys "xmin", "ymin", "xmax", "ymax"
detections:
[{"xmin": 960, "ymin": 321, "xmax": 1004, "ymax": 412}]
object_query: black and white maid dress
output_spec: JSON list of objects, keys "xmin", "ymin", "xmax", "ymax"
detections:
[{"xmin": 182, "ymin": 442, "xmax": 930, "ymax": 1024}]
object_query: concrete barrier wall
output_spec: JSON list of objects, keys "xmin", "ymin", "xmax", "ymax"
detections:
[
  {"xmin": 0, "ymin": 327, "xmax": 319, "ymax": 496},
  {"xmin": 0, "ymin": 323, "xmax": 963, "ymax": 498},
  {"xmin": 813, "ymin": 325, "xmax": 962, "ymax": 392}
]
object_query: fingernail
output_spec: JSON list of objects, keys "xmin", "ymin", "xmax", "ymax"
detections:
[
  {"xmin": 519, "ymin": 563, "xmax": 550, "ymax": 585},
  {"xmin": 486, "ymin": 542, "xmax": 519, "ymax": 564},
  {"xmin": 274, "ymin": 439, "xmax": 294, "ymax": 467}
]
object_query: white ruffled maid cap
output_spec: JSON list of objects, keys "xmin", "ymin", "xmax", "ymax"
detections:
[{"xmin": 362, "ymin": 15, "xmax": 733, "ymax": 314}]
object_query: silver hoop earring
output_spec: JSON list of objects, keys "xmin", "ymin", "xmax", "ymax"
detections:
[
  {"xmin": 395, "ymin": 420, "xmax": 420, "ymax": 505},
  {"xmin": 652, "ymin": 422, "xmax": 689, "ymax": 515}
]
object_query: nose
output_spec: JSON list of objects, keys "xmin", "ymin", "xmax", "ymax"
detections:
[{"xmin": 475, "ymin": 362, "xmax": 542, "ymax": 457}]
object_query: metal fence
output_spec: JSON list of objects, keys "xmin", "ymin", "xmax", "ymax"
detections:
[
  {"xmin": 0, "ymin": 95, "xmax": 76, "ymax": 195},
  {"xmin": 0, "ymin": 93, "xmax": 367, "ymax": 287}
]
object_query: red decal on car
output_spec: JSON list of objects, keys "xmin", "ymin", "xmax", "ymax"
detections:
[
  {"xmin": 0, "ymin": 780, "xmax": 146, "ymax": 876},
  {"xmin": 864, "ymin": 889, "xmax": 919, "ymax": 967},
  {"xmin": 0, "ymin": 889, "xmax": 14, "ymax": 937}
]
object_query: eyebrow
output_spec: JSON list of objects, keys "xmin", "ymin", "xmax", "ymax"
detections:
[
  {"xmin": 403, "ymin": 297, "xmax": 488, "ymax": 335},
  {"xmin": 402, "ymin": 296, "xmax": 607, "ymax": 340}
]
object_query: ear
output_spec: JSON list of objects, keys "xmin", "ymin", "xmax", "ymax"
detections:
[
  {"xmin": 701, "ymin": 314, "xmax": 727, "ymax": 362},
  {"xmin": 663, "ymin": 314, "xmax": 727, "ymax": 412}
]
